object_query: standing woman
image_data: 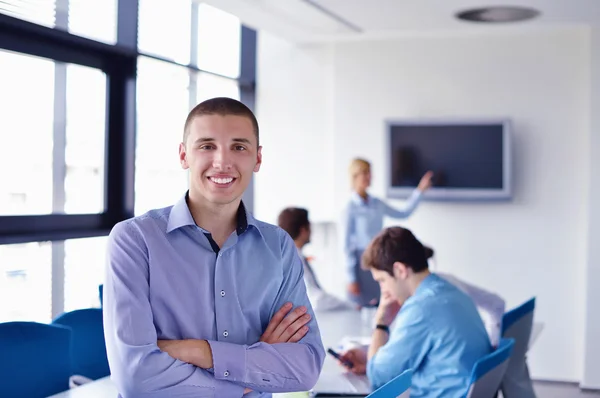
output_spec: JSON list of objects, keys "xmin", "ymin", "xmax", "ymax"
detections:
[{"xmin": 341, "ymin": 158, "xmax": 433, "ymax": 307}]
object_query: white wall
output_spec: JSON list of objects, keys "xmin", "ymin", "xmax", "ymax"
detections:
[
  {"xmin": 254, "ymin": 31, "xmax": 335, "ymax": 224},
  {"xmin": 331, "ymin": 28, "xmax": 590, "ymax": 382},
  {"xmin": 582, "ymin": 26, "xmax": 600, "ymax": 389}
]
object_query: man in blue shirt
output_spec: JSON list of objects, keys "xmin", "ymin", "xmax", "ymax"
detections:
[
  {"xmin": 103, "ymin": 97, "xmax": 325, "ymax": 397},
  {"xmin": 338, "ymin": 227, "xmax": 491, "ymax": 397}
]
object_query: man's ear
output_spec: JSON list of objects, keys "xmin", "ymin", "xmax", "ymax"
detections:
[
  {"xmin": 179, "ymin": 142, "xmax": 189, "ymax": 169},
  {"xmin": 393, "ymin": 261, "xmax": 409, "ymax": 280},
  {"xmin": 254, "ymin": 146, "xmax": 262, "ymax": 172}
]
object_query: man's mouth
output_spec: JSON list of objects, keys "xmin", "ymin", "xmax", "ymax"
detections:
[{"xmin": 208, "ymin": 176, "xmax": 235, "ymax": 186}]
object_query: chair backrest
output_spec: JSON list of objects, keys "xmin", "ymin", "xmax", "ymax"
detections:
[
  {"xmin": 0, "ymin": 321, "xmax": 72, "ymax": 397},
  {"xmin": 501, "ymin": 297, "xmax": 535, "ymax": 361},
  {"xmin": 465, "ymin": 338, "xmax": 515, "ymax": 398},
  {"xmin": 366, "ymin": 369, "xmax": 412, "ymax": 398},
  {"xmin": 52, "ymin": 308, "xmax": 110, "ymax": 380},
  {"xmin": 99, "ymin": 284, "xmax": 104, "ymax": 306}
]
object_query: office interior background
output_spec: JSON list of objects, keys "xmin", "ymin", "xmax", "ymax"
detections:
[{"xmin": 1, "ymin": 0, "xmax": 599, "ymax": 393}]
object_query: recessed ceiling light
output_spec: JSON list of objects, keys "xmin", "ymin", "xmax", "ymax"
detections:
[{"xmin": 456, "ymin": 6, "xmax": 540, "ymax": 23}]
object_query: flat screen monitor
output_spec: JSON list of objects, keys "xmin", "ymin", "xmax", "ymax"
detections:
[{"xmin": 385, "ymin": 119, "xmax": 512, "ymax": 201}]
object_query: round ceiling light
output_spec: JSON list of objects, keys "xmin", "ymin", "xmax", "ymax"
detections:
[{"xmin": 456, "ymin": 6, "xmax": 540, "ymax": 23}]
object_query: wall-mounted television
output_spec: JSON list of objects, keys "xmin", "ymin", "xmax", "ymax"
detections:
[{"xmin": 385, "ymin": 119, "xmax": 512, "ymax": 201}]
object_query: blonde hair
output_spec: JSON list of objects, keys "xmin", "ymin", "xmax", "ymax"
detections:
[{"xmin": 348, "ymin": 158, "xmax": 370, "ymax": 188}]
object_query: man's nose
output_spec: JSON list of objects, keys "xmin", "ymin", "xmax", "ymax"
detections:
[{"xmin": 212, "ymin": 148, "xmax": 232, "ymax": 169}]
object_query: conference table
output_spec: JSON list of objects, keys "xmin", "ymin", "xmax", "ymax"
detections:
[
  {"xmin": 47, "ymin": 309, "xmax": 369, "ymax": 398},
  {"xmin": 47, "ymin": 310, "xmax": 544, "ymax": 398}
]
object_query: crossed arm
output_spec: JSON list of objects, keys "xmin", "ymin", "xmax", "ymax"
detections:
[
  {"xmin": 103, "ymin": 222, "xmax": 325, "ymax": 398},
  {"xmin": 158, "ymin": 303, "xmax": 312, "ymax": 395}
]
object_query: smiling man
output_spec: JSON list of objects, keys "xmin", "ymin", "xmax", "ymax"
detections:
[{"xmin": 103, "ymin": 97, "xmax": 325, "ymax": 398}]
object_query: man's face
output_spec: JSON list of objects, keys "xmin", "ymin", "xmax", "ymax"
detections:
[
  {"xmin": 179, "ymin": 114, "xmax": 261, "ymax": 206},
  {"xmin": 300, "ymin": 224, "xmax": 311, "ymax": 246},
  {"xmin": 371, "ymin": 262, "xmax": 410, "ymax": 303}
]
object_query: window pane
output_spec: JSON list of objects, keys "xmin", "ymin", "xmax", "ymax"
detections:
[
  {"xmin": 197, "ymin": 3, "xmax": 241, "ymax": 78},
  {"xmin": 0, "ymin": 50, "xmax": 54, "ymax": 215},
  {"xmin": 0, "ymin": 1, "xmax": 56, "ymax": 28},
  {"xmin": 0, "ymin": 242, "xmax": 52, "ymax": 323},
  {"xmin": 68, "ymin": 0, "xmax": 118, "ymax": 44},
  {"xmin": 196, "ymin": 72, "xmax": 240, "ymax": 104},
  {"xmin": 138, "ymin": 0, "xmax": 191, "ymax": 64},
  {"xmin": 63, "ymin": 236, "xmax": 107, "ymax": 312},
  {"xmin": 64, "ymin": 64, "xmax": 107, "ymax": 214},
  {"xmin": 135, "ymin": 57, "xmax": 191, "ymax": 215}
]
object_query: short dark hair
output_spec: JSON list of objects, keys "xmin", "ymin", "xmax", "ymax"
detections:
[
  {"xmin": 183, "ymin": 97, "xmax": 259, "ymax": 145},
  {"xmin": 277, "ymin": 207, "xmax": 310, "ymax": 240},
  {"xmin": 362, "ymin": 227, "xmax": 429, "ymax": 276}
]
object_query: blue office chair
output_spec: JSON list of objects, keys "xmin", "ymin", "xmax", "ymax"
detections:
[
  {"xmin": 366, "ymin": 369, "xmax": 412, "ymax": 398},
  {"xmin": 465, "ymin": 338, "xmax": 515, "ymax": 398},
  {"xmin": 52, "ymin": 308, "xmax": 110, "ymax": 380},
  {"xmin": 0, "ymin": 321, "xmax": 72, "ymax": 397},
  {"xmin": 500, "ymin": 297, "xmax": 537, "ymax": 398},
  {"xmin": 99, "ymin": 284, "xmax": 103, "ymax": 307}
]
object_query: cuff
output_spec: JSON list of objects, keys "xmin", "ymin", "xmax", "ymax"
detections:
[{"xmin": 207, "ymin": 340, "xmax": 247, "ymax": 383}]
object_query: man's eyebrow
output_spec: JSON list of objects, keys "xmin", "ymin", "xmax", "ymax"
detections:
[
  {"xmin": 233, "ymin": 138, "xmax": 253, "ymax": 145},
  {"xmin": 193, "ymin": 137, "xmax": 215, "ymax": 144}
]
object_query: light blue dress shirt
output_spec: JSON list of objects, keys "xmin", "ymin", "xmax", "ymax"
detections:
[
  {"xmin": 341, "ymin": 189, "xmax": 422, "ymax": 285},
  {"xmin": 367, "ymin": 274, "xmax": 491, "ymax": 397},
  {"xmin": 103, "ymin": 192, "xmax": 325, "ymax": 398}
]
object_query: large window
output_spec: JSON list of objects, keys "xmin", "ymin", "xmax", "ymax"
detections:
[
  {"xmin": 0, "ymin": 1, "xmax": 255, "ymax": 321},
  {"xmin": 196, "ymin": 3, "xmax": 241, "ymax": 78},
  {"xmin": 0, "ymin": 242, "xmax": 52, "ymax": 323},
  {"xmin": 0, "ymin": 0, "xmax": 118, "ymax": 44},
  {"xmin": 64, "ymin": 236, "xmax": 107, "ymax": 312},
  {"xmin": 64, "ymin": 64, "xmax": 107, "ymax": 214},
  {"xmin": 0, "ymin": 49, "xmax": 107, "ymax": 216},
  {"xmin": 0, "ymin": 50, "xmax": 54, "ymax": 216}
]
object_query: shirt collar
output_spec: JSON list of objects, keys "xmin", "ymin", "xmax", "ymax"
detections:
[
  {"xmin": 166, "ymin": 191, "xmax": 255, "ymax": 235},
  {"xmin": 413, "ymin": 273, "xmax": 439, "ymax": 296},
  {"xmin": 351, "ymin": 191, "xmax": 371, "ymax": 205}
]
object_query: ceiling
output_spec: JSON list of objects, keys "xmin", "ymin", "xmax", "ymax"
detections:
[{"xmin": 203, "ymin": 0, "xmax": 600, "ymax": 42}]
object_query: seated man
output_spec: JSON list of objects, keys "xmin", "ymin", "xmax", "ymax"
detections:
[
  {"xmin": 339, "ymin": 227, "xmax": 491, "ymax": 397},
  {"xmin": 103, "ymin": 98, "xmax": 325, "ymax": 397},
  {"xmin": 278, "ymin": 207, "xmax": 355, "ymax": 311},
  {"xmin": 424, "ymin": 246, "xmax": 506, "ymax": 347}
]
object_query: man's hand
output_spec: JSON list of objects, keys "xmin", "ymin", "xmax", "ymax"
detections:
[
  {"xmin": 338, "ymin": 348, "xmax": 367, "ymax": 375},
  {"xmin": 260, "ymin": 302, "xmax": 311, "ymax": 344},
  {"xmin": 157, "ymin": 339, "xmax": 213, "ymax": 369},
  {"xmin": 374, "ymin": 292, "xmax": 402, "ymax": 326}
]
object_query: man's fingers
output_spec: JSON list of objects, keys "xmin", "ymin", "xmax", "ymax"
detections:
[
  {"xmin": 272, "ymin": 306, "xmax": 307, "ymax": 340},
  {"xmin": 280, "ymin": 313, "xmax": 311, "ymax": 342},
  {"xmin": 287, "ymin": 325, "xmax": 309, "ymax": 343},
  {"xmin": 261, "ymin": 302, "xmax": 292, "ymax": 341}
]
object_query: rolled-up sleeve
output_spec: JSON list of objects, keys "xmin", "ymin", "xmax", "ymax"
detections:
[
  {"xmin": 104, "ymin": 221, "xmax": 244, "ymax": 398},
  {"xmin": 206, "ymin": 231, "xmax": 325, "ymax": 393}
]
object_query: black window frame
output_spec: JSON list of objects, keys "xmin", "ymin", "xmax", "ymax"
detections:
[{"xmin": 0, "ymin": 1, "xmax": 257, "ymax": 245}]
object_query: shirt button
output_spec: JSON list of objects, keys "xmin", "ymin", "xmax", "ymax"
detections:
[
  {"xmin": 220, "ymin": 290, "xmax": 225, "ymax": 297},
  {"xmin": 224, "ymin": 371, "xmax": 230, "ymax": 377},
  {"xmin": 218, "ymin": 252, "xmax": 222, "ymax": 257},
  {"xmin": 223, "ymin": 330, "xmax": 229, "ymax": 337}
]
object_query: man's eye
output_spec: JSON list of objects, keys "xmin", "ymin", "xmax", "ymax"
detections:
[
  {"xmin": 200, "ymin": 145, "xmax": 214, "ymax": 150},
  {"xmin": 235, "ymin": 146, "xmax": 246, "ymax": 151}
]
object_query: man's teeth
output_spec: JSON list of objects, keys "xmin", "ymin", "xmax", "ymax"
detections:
[{"xmin": 211, "ymin": 177, "xmax": 234, "ymax": 184}]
